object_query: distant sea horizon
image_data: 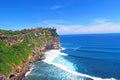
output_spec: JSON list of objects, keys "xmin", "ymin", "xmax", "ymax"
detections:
[{"xmin": 59, "ymin": 33, "xmax": 120, "ymax": 35}]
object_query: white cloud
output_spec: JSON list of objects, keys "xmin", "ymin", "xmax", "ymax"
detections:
[{"xmin": 53, "ymin": 19, "xmax": 120, "ymax": 34}]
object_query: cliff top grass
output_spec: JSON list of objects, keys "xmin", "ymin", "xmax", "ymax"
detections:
[{"xmin": 0, "ymin": 28, "xmax": 58, "ymax": 77}]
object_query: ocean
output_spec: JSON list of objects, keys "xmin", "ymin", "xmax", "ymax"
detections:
[{"xmin": 25, "ymin": 34, "xmax": 120, "ymax": 80}]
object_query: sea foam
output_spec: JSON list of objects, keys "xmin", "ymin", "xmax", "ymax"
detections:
[
  {"xmin": 25, "ymin": 64, "xmax": 35, "ymax": 77},
  {"xmin": 43, "ymin": 49, "xmax": 68, "ymax": 63},
  {"xmin": 43, "ymin": 49, "xmax": 116, "ymax": 80}
]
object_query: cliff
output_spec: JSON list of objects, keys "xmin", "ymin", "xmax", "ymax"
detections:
[{"xmin": 0, "ymin": 28, "xmax": 60, "ymax": 80}]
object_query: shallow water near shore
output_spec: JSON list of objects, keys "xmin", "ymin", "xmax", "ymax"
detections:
[{"xmin": 25, "ymin": 61, "xmax": 92, "ymax": 80}]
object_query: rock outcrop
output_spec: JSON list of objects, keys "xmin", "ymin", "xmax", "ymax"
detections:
[{"xmin": 0, "ymin": 28, "xmax": 60, "ymax": 80}]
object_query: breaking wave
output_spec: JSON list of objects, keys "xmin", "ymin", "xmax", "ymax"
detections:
[{"xmin": 43, "ymin": 49, "xmax": 116, "ymax": 80}]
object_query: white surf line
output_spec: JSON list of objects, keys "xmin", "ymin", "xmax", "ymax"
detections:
[
  {"xmin": 49, "ymin": 63, "xmax": 115, "ymax": 80},
  {"xmin": 25, "ymin": 49, "xmax": 67, "ymax": 77},
  {"xmin": 43, "ymin": 50, "xmax": 116, "ymax": 80},
  {"xmin": 25, "ymin": 65, "xmax": 35, "ymax": 77},
  {"xmin": 43, "ymin": 50, "xmax": 68, "ymax": 62}
]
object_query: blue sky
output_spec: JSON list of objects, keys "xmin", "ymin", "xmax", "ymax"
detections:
[{"xmin": 0, "ymin": 0, "xmax": 120, "ymax": 34}]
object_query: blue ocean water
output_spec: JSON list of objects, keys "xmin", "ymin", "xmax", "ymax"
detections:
[
  {"xmin": 60, "ymin": 34, "xmax": 120, "ymax": 79},
  {"xmin": 26, "ymin": 34, "xmax": 120, "ymax": 80}
]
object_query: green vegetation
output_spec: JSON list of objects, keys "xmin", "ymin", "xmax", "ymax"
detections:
[
  {"xmin": 0, "ymin": 28, "xmax": 58, "ymax": 77},
  {"xmin": 0, "ymin": 40, "xmax": 31, "ymax": 76}
]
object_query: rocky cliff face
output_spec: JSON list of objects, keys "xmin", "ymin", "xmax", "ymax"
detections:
[{"xmin": 0, "ymin": 28, "xmax": 60, "ymax": 80}]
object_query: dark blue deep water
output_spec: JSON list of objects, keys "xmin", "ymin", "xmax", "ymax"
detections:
[
  {"xmin": 26, "ymin": 34, "xmax": 120, "ymax": 80},
  {"xmin": 60, "ymin": 34, "xmax": 120, "ymax": 79}
]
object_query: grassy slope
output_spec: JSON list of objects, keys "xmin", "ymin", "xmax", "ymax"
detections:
[{"xmin": 0, "ymin": 28, "xmax": 57, "ymax": 77}]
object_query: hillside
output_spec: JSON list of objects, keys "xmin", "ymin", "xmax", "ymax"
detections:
[{"xmin": 0, "ymin": 28, "xmax": 60, "ymax": 80}]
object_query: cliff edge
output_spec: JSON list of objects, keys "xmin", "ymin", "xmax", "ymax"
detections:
[{"xmin": 0, "ymin": 28, "xmax": 60, "ymax": 80}]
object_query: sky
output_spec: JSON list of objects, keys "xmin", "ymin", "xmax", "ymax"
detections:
[{"xmin": 0, "ymin": 0, "xmax": 120, "ymax": 34}]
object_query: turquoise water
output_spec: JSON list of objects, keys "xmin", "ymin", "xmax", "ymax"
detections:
[
  {"xmin": 26, "ymin": 34, "xmax": 120, "ymax": 80},
  {"xmin": 25, "ymin": 61, "xmax": 92, "ymax": 80}
]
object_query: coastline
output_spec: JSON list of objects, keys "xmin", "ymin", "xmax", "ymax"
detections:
[
  {"xmin": 12, "ymin": 37, "xmax": 60, "ymax": 80},
  {"xmin": 0, "ymin": 35, "xmax": 60, "ymax": 80},
  {"xmin": 25, "ymin": 48, "xmax": 67, "ymax": 77},
  {"xmin": 26, "ymin": 48, "xmax": 116, "ymax": 80}
]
